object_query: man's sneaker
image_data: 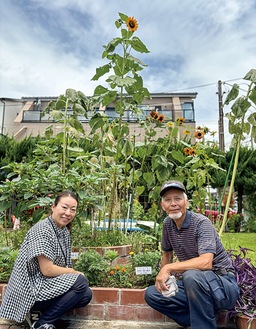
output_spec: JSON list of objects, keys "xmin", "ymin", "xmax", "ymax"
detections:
[{"xmin": 31, "ymin": 322, "xmax": 56, "ymax": 329}]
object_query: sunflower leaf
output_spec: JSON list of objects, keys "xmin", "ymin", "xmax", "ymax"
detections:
[
  {"xmin": 92, "ymin": 64, "xmax": 111, "ymax": 81},
  {"xmin": 224, "ymin": 84, "xmax": 239, "ymax": 105},
  {"xmin": 118, "ymin": 12, "xmax": 128, "ymax": 22},
  {"xmin": 244, "ymin": 68, "xmax": 256, "ymax": 83},
  {"xmin": 130, "ymin": 37, "xmax": 150, "ymax": 53}
]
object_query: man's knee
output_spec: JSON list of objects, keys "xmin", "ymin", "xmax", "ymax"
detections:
[
  {"xmin": 144, "ymin": 285, "xmax": 157, "ymax": 304},
  {"xmin": 182, "ymin": 270, "xmax": 208, "ymax": 292}
]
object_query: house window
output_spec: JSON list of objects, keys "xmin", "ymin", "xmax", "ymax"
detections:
[
  {"xmin": 105, "ymin": 107, "xmax": 118, "ymax": 121},
  {"xmin": 182, "ymin": 102, "xmax": 195, "ymax": 122}
]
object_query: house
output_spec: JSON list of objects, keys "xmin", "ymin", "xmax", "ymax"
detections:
[{"xmin": 0, "ymin": 92, "xmax": 197, "ymax": 140}]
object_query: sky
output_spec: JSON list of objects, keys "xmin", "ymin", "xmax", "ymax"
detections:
[{"xmin": 0, "ymin": 0, "xmax": 255, "ymax": 148}]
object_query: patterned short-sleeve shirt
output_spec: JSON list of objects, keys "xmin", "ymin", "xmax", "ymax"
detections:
[
  {"xmin": 161, "ymin": 210, "xmax": 234, "ymax": 272},
  {"xmin": 0, "ymin": 216, "xmax": 80, "ymax": 323}
]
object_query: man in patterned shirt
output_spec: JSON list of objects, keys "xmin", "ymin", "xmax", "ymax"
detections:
[
  {"xmin": 144, "ymin": 180, "xmax": 240, "ymax": 329},
  {"xmin": 0, "ymin": 191, "xmax": 92, "ymax": 329}
]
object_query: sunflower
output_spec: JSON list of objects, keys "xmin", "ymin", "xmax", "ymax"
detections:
[
  {"xmin": 150, "ymin": 110, "xmax": 158, "ymax": 119},
  {"xmin": 126, "ymin": 16, "xmax": 138, "ymax": 32},
  {"xmin": 176, "ymin": 117, "xmax": 185, "ymax": 126},
  {"xmin": 183, "ymin": 129, "xmax": 190, "ymax": 135},
  {"xmin": 158, "ymin": 114, "xmax": 165, "ymax": 123},
  {"xmin": 195, "ymin": 130, "xmax": 204, "ymax": 140},
  {"xmin": 189, "ymin": 148, "xmax": 196, "ymax": 156},
  {"xmin": 184, "ymin": 147, "xmax": 191, "ymax": 155},
  {"xmin": 151, "ymin": 111, "xmax": 159, "ymax": 119}
]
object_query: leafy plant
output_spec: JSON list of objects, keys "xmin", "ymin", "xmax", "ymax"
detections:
[
  {"xmin": 73, "ymin": 247, "xmax": 161, "ymax": 289},
  {"xmin": 0, "ymin": 248, "xmax": 18, "ymax": 283},
  {"xmin": 228, "ymin": 247, "xmax": 256, "ymax": 324},
  {"xmin": 74, "ymin": 249, "xmax": 109, "ymax": 286},
  {"xmin": 219, "ymin": 69, "xmax": 256, "ymax": 236}
]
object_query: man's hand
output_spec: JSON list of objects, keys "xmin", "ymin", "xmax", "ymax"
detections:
[{"xmin": 155, "ymin": 265, "xmax": 171, "ymax": 292}]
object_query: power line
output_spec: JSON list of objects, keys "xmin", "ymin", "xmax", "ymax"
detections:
[{"xmin": 167, "ymin": 78, "xmax": 243, "ymax": 93}]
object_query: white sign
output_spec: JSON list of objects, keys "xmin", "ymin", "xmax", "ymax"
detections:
[
  {"xmin": 71, "ymin": 252, "xmax": 79, "ymax": 260},
  {"xmin": 135, "ymin": 266, "xmax": 152, "ymax": 275}
]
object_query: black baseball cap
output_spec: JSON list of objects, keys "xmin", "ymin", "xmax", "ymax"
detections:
[{"xmin": 160, "ymin": 180, "xmax": 186, "ymax": 196}]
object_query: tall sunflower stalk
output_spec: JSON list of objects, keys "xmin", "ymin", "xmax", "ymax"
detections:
[
  {"xmin": 91, "ymin": 13, "xmax": 150, "ymax": 227},
  {"xmin": 219, "ymin": 69, "xmax": 256, "ymax": 236}
]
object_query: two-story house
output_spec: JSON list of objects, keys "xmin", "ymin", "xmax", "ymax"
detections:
[{"xmin": 0, "ymin": 92, "xmax": 197, "ymax": 140}]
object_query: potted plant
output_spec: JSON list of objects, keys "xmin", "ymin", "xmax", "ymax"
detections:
[{"xmin": 228, "ymin": 247, "xmax": 256, "ymax": 329}]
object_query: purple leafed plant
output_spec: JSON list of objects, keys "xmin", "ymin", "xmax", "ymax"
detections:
[{"xmin": 228, "ymin": 247, "xmax": 256, "ymax": 321}]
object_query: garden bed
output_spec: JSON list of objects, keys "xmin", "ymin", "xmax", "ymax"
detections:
[{"xmin": 0, "ymin": 284, "xmax": 233, "ymax": 327}]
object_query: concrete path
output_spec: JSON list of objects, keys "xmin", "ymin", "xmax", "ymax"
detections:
[
  {"xmin": 0, "ymin": 318, "xmax": 181, "ymax": 329},
  {"xmin": 0, "ymin": 318, "xmax": 238, "ymax": 329}
]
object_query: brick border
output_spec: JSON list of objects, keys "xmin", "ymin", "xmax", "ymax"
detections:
[{"xmin": 0, "ymin": 284, "xmax": 231, "ymax": 326}]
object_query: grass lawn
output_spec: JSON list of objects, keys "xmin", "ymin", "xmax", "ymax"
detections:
[{"xmin": 221, "ymin": 232, "xmax": 256, "ymax": 266}]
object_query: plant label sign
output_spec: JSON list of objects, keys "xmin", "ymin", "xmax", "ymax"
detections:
[
  {"xmin": 135, "ymin": 266, "xmax": 152, "ymax": 275},
  {"xmin": 71, "ymin": 252, "xmax": 79, "ymax": 260}
]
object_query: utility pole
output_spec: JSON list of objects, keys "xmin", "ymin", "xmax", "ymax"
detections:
[{"xmin": 217, "ymin": 80, "xmax": 225, "ymax": 151}]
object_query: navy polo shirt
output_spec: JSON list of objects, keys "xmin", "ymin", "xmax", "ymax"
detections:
[{"xmin": 161, "ymin": 210, "xmax": 234, "ymax": 272}]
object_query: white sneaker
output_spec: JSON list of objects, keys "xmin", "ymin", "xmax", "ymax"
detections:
[{"xmin": 31, "ymin": 322, "xmax": 56, "ymax": 329}]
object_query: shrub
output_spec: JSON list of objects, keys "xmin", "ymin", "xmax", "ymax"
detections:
[
  {"xmin": 74, "ymin": 249, "xmax": 109, "ymax": 286},
  {"xmin": 0, "ymin": 248, "xmax": 18, "ymax": 283}
]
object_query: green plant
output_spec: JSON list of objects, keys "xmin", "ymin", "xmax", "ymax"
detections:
[
  {"xmin": 108, "ymin": 265, "xmax": 132, "ymax": 288},
  {"xmin": 74, "ymin": 249, "xmax": 108, "ymax": 286},
  {"xmin": 0, "ymin": 248, "xmax": 18, "ymax": 283},
  {"xmin": 243, "ymin": 217, "xmax": 256, "ymax": 233},
  {"xmin": 130, "ymin": 249, "xmax": 161, "ymax": 286},
  {"xmin": 227, "ymin": 214, "xmax": 244, "ymax": 233},
  {"xmin": 103, "ymin": 250, "xmax": 119, "ymax": 263},
  {"xmin": 219, "ymin": 69, "xmax": 256, "ymax": 236}
]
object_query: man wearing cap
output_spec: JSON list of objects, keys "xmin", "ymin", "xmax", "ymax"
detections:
[{"xmin": 144, "ymin": 180, "xmax": 239, "ymax": 329}]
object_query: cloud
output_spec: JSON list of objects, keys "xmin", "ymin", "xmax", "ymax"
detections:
[{"xmin": 0, "ymin": 0, "xmax": 255, "ymax": 148}]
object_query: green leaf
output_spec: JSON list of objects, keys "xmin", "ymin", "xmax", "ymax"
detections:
[
  {"xmin": 243, "ymin": 122, "xmax": 251, "ymax": 135},
  {"xmin": 55, "ymin": 96, "xmax": 67, "ymax": 110},
  {"xmin": 73, "ymin": 102, "xmax": 86, "ymax": 114},
  {"xmin": 244, "ymin": 68, "xmax": 256, "ymax": 83},
  {"xmin": 127, "ymin": 54, "xmax": 148, "ymax": 67},
  {"xmin": 93, "ymin": 85, "xmax": 108, "ymax": 96},
  {"xmin": 66, "ymin": 146, "xmax": 84, "ymax": 153},
  {"xmin": 249, "ymin": 87, "xmax": 256, "ymax": 105},
  {"xmin": 231, "ymin": 97, "xmax": 251, "ymax": 118},
  {"xmin": 102, "ymin": 91, "xmax": 117, "ymax": 106},
  {"xmin": 121, "ymin": 139, "xmax": 134, "ymax": 157},
  {"xmin": 104, "ymin": 37, "xmax": 122, "ymax": 55},
  {"xmin": 115, "ymin": 19, "xmax": 122, "ymax": 29},
  {"xmin": 152, "ymin": 155, "xmax": 168, "ymax": 170},
  {"xmin": 91, "ymin": 64, "xmax": 111, "ymax": 81},
  {"xmin": 131, "ymin": 37, "xmax": 150, "ymax": 53},
  {"xmin": 24, "ymin": 192, "xmax": 34, "ymax": 199},
  {"xmin": 224, "ymin": 84, "xmax": 239, "ymax": 105},
  {"xmin": 65, "ymin": 89, "xmax": 77, "ymax": 101},
  {"xmin": 106, "ymin": 75, "xmax": 136, "ymax": 87},
  {"xmin": 115, "ymin": 100, "xmax": 125, "ymax": 115},
  {"xmin": 0, "ymin": 200, "xmax": 12, "ymax": 212},
  {"xmin": 69, "ymin": 117, "xmax": 85, "ymax": 133},
  {"xmin": 248, "ymin": 112, "xmax": 256, "ymax": 126},
  {"xmin": 51, "ymin": 110, "xmax": 64, "ymax": 121},
  {"xmin": 229, "ymin": 121, "xmax": 242, "ymax": 135},
  {"xmin": 89, "ymin": 114, "xmax": 105, "ymax": 134},
  {"xmin": 118, "ymin": 12, "xmax": 128, "ymax": 22},
  {"xmin": 171, "ymin": 150, "xmax": 185, "ymax": 164},
  {"xmin": 143, "ymin": 172, "xmax": 155, "ymax": 186},
  {"xmin": 135, "ymin": 185, "xmax": 145, "ymax": 196}
]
